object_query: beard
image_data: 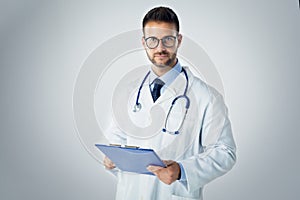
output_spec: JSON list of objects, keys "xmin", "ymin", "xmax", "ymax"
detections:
[{"xmin": 147, "ymin": 50, "xmax": 177, "ymax": 68}]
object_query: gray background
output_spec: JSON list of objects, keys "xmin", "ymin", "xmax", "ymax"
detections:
[{"xmin": 1, "ymin": 0, "xmax": 299, "ymax": 200}]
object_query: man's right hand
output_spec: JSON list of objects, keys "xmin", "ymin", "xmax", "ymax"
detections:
[{"xmin": 103, "ymin": 156, "xmax": 116, "ymax": 169}]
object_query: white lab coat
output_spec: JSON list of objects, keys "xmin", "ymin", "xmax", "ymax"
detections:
[{"xmin": 105, "ymin": 67, "xmax": 236, "ymax": 200}]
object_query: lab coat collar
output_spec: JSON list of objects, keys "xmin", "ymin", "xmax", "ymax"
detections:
[
  {"xmin": 148, "ymin": 60, "xmax": 182, "ymax": 87},
  {"xmin": 137, "ymin": 66, "xmax": 195, "ymax": 106},
  {"xmin": 154, "ymin": 66, "xmax": 194, "ymax": 105}
]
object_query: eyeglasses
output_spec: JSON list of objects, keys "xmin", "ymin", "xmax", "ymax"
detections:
[{"xmin": 144, "ymin": 35, "xmax": 177, "ymax": 49}]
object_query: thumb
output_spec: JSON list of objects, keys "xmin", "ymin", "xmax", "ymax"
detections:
[{"xmin": 147, "ymin": 165, "xmax": 163, "ymax": 172}]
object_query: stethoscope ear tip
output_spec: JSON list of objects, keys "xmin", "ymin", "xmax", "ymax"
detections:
[
  {"xmin": 174, "ymin": 131, "xmax": 179, "ymax": 135},
  {"xmin": 162, "ymin": 128, "xmax": 166, "ymax": 132}
]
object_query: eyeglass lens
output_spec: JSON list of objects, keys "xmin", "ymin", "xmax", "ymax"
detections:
[{"xmin": 145, "ymin": 36, "xmax": 176, "ymax": 49}]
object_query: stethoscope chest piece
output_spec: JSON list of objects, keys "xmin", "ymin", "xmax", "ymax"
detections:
[{"xmin": 133, "ymin": 103, "xmax": 142, "ymax": 112}]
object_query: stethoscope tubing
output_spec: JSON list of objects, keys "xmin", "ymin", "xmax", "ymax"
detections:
[{"xmin": 133, "ymin": 68, "xmax": 190, "ymax": 134}]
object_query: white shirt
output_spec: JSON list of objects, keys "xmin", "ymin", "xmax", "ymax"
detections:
[{"xmin": 149, "ymin": 60, "xmax": 182, "ymax": 94}]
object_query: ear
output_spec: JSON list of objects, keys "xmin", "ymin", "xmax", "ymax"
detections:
[
  {"xmin": 177, "ymin": 34, "xmax": 183, "ymax": 48},
  {"xmin": 142, "ymin": 36, "xmax": 147, "ymax": 49}
]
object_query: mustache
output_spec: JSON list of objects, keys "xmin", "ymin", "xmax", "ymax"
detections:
[{"xmin": 154, "ymin": 52, "xmax": 169, "ymax": 56}]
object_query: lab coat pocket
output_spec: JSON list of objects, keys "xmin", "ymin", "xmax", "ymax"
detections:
[{"xmin": 171, "ymin": 181, "xmax": 202, "ymax": 200}]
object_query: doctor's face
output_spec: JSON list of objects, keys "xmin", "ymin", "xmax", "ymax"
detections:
[{"xmin": 142, "ymin": 21, "xmax": 182, "ymax": 69}]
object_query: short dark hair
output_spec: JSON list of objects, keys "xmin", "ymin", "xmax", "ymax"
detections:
[{"xmin": 142, "ymin": 6, "xmax": 180, "ymax": 32}]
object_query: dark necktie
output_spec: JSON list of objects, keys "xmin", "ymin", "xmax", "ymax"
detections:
[{"xmin": 151, "ymin": 78, "xmax": 165, "ymax": 102}]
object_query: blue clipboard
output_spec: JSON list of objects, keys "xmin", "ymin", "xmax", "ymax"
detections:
[{"xmin": 95, "ymin": 144, "xmax": 166, "ymax": 175}]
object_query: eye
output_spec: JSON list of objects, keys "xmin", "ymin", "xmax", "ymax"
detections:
[
  {"xmin": 147, "ymin": 37, "xmax": 157, "ymax": 42},
  {"xmin": 162, "ymin": 36, "xmax": 176, "ymax": 47},
  {"xmin": 145, "ymin": 37, "xmax": 159, "ymax": 48},
  {"xmin": 165, "ymin": 36, "xmax": 174, "ymax": 41}
]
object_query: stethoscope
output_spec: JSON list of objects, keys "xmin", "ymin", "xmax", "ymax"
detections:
[{"xmin": 133, "ymin": 68, "xmax": 190, "ymax": 135}]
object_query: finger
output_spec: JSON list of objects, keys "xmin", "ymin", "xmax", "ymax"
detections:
[
  {"xmin": 106, "ymin": 165, "xmax": 115, "ymax": 170},
  {"xmin": 105, "ymin": 159, "xmax": 114, "ymax": 166},
  {"xmin": 106, "ymin": 162, "xmax": 116, "ymax": 168},
  {"xmin": 103, "ymin": 157, "xmax": 116, "ymax": 169},
  {"xmin": 147, "ymin": 165, "xmax": 164, "ymax": 172},
  {"xmin": 105, "ymin": 163, "xmax": 116, "ymax": 169},
  {"xmin": 163, "ymin": 160, "xmax": 174, "ymax": 166}
]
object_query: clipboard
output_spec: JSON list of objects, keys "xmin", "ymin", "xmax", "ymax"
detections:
[{"xmin": 95, "ymin": 144, "xmax": 166, "ymax": 175}]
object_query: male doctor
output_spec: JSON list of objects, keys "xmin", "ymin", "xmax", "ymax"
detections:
[{"xmin": 103, "ymin": 6, "xmax": 236, "ymax": 200}]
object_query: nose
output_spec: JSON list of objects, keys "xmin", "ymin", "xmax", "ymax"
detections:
[{"xmin": 156, "ymin": 39, "xmax": 166, "ymax": 52}]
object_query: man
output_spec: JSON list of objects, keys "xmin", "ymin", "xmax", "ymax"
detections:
[{"xmin": 104, "ymin": 6, "xmax": 236, "ymax": 200}]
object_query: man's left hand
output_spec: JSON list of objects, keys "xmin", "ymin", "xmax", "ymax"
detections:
[{"xmin": 147, "ymin": 160, "xmax": 180, "ymax": 185}]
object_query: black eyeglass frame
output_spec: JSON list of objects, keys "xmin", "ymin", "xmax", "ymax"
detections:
[{"xmin": 144, "ymin": 35, "xmax": 178, "ymax": 49}]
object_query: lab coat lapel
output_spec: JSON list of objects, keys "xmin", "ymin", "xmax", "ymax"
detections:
[
  {"xmin": 154, "ymin": 87, "xmax": 175, "ymax": 104},
  {"xmin": 140, "ymin": 84, "xmax": 154, "ymax": 106},
  {"xmin": 155, "ymin": 68, "xmax": 189, "ymax": 105},
  {"xmin": 140, "ymin": 79, "xmax": 175, "ymax": 105},
  {"xmin": 140, "ymin": 67, "xmax": 195, "ymax": 106}
]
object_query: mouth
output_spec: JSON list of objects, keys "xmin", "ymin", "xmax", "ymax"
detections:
[{"xmin": 154, "ymin": 53, "xmax": 169, "ymax": 58}]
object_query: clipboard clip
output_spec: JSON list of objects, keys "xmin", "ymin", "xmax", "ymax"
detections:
[
  {"xmin": 109, "ymin": 144, "xmax": 140, "ymax": 149},
  {"xmin": 125, "ymin": 145, "xmax": 140, "ymax": 149},
  {"xmin": 109, "ymin": 144, "xmax": 121, "ymax": 147}
]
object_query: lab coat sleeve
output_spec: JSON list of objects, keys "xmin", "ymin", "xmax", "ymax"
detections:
[
  {"xmin": 104, "ymin": 118, "xmax": 127, "ymax": 145},
  {"xmin": 180, "ymin": 91, "xmax": 237, "ymax": 192},
  {"xmin": 103, "ymin": 119, "xmax": 127, "ymax": 176}
]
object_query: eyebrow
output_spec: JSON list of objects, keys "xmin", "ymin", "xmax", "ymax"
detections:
[{"xmin": 144, "ymin": 35, "xmax": 176, "ymax": 38}]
